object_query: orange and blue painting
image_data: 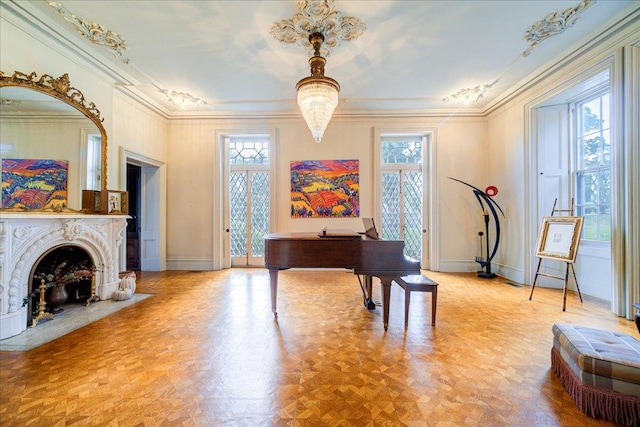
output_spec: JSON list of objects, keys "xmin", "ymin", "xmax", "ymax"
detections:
[
  {"xmin": 291, "ymin": 159, "xmax": 359, "ymax": 218},
  {"xmin": 1, "ymin": 159, "xmax": 68, "ymax": 210}
]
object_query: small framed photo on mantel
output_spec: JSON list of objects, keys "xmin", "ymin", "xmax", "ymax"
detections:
[{"xmin": 100, "ymin": 190, "xmax": 128, "ymax": 214}]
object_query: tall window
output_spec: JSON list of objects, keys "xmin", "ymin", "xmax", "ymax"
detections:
[{"xmin": 573, "ymin": 91, "xmax": 610, "ymax": 242}]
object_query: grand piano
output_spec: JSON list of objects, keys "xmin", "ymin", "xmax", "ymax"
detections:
[{"xmin": 264, "ymin": 228, "xmax": 421, "ymax": 330}]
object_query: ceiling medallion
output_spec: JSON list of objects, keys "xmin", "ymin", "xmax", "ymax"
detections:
[
  {"xmin": 523, "ymin": 0, "xmax": 595, "ymax": 57},
  {"xmin": 271, "ymin": 0, "xmax": 366, "ymax": 57},
  {"xmin": 273, "ymin": 0, "xmax": 365, "ymax": 143},
  {"xmin": 49, "ymin": 2, "xmax": 129, "ymax": 64},
  {"xmin": 159, "ymin": 89, "xmax": 207, "ymax": 108}
]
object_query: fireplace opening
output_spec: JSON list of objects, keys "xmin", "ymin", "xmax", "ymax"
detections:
[{"xmin": 28, "ymin": 245, "xmax": 95, "ymax": 326}]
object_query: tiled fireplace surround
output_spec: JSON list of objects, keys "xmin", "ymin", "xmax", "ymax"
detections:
[{"xmin": 0, "ymin": 213, "xmax": 127, "ymax": 340}]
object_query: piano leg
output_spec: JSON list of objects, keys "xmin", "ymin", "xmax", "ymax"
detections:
[
  {"xmin": 269, "ymin": 268, "xmax": 278, "ymax": 318},
  {"xmin": 380, "ymin": 277, "xmax": 393, "ymax": 331},
  {"xmin": 363, "ymin": 275, "xmax": 376, "ymax": 310}
]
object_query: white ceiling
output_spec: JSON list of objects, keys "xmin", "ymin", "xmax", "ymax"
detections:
[{"xmin": 17, "ymin": 0, "xmax": 637, "ymax": 116}]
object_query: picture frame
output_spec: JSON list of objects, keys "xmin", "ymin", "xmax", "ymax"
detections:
[
  {"xmin": 100, "ymin": 190, "xmax": 128, "ymax": 214},
  {"xmin": 535, "ymin": 216, "xmax": 583, "ymax": 263},
  {"xmin": 81, "ymin": 190, "xmax": 101, "ymax": 213}
]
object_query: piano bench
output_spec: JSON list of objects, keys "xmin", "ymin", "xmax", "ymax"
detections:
[{"xmin": 393, "ymin": 275, "xmax": 438, "ymax": 327}]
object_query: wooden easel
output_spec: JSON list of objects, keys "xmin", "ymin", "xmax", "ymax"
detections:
[{"xmin": 528, "ymin": 198, "xmax": 583, "ymax": 311}]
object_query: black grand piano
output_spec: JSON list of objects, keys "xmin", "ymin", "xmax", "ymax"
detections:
[{"xmin": 264, "ymin": 222, "xmax": 420, "ymax": 330}]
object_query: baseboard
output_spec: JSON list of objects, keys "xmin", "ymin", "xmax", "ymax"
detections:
[
  {"xmin": 437, "ymin": 259, "xmax": 478, "ymax": 273},
  {"xmin": 494, "ymin": 263, "xmax": 525, "ymax": 284},
  {"xmin": 166, "ymin": 258, "xmax": 215, "ymax": 271}
]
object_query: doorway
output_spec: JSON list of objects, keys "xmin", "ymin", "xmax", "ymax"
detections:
[
  {"xmin": 126, "ymin": 163, "xmax": 141, "ymax": 271},
  {"xmin": 121, "ymin": 148, "xmax": 166, "ymax": 272},
  {"xmin": 375, "ymin": 132, "xmax": 435, "ymax": 269},
  {"xmin": 223, "ymin": 135, "xmax": 271, "ymax": 267}
]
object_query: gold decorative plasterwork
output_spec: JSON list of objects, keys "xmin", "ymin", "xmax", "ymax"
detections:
[
  {"xmin": 523, "ymin": 0, "xmax": 595, "ymax": 57},
  {"xmin": 159, "ymin": 89, "xmax": 207, "ymax": 108},
  {"xmin": 0, "ymin": 71, "xmax": 103, "ymax": 122},
  {"xmin": 49, "ymin": 2, "xmax": 129, "ymax": 64},
  {"xmin": 271, "ymin": 0, "xmax": 366, "ymax": 57}
]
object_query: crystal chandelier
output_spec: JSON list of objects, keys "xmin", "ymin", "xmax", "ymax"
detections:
[{"xmin": 296, "ymin": 32, "xmax": 340, "ymax": 143}]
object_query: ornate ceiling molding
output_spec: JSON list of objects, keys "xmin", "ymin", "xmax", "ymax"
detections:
[
  {"xmin": 445, "ymin": 0, "xmax": 595, "ymax": 104},
  {"xmin": 442, "ymin": 84, "xmax": 493, "ymax": 105},
  {"xmin": 271, "ymin": 0, "xmax": 366, "ymax": 57},
  {"xmin": 523, "ymin": 0, "xmax": 595, "ymax": 57},
  {"xmin": 47, "ymin": 2, "xmax": 206, "ymax": 110},
  {"xmin": 0, "ymin": 71, "xmax": 103, "ymax": 121},
  {"xmin": 49, "ymin": 2, "xmax": 129, "ymax": 64},
  {"xmin": 159, "ymin": 89, "xmax": 207, "ymax": 108}
]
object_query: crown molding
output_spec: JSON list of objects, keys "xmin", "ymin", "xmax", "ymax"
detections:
[
  {"xmin": 1, "ymin": 0, "xmax": 172, "ymax": 119},
  {"xmin": 4, "ymin": 1, "xmax": 638, "ymax": 122},
  {"xmin": 49, "ymin": 2, "xmax": 129, "ymax": 64},
  {"xmin": 483, "ymin": 2, "xmax": 640, "ymax": 116},
  {"xmin": 1, "ymin": 1, "xmax": 128, "ymax": 87}
]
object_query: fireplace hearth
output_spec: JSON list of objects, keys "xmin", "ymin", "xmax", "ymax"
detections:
[
  {"xmin": 0, "ymin": 213, "xmax": 127, "ymax": 339},
  {"xmin": 28, "ymin": 245, "xmax": 95, "ymax": 322}
]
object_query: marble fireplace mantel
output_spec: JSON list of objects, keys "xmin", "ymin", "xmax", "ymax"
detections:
[{"xmin": 0, "ymin": 213, "xmax": 127, "ymax": 339}]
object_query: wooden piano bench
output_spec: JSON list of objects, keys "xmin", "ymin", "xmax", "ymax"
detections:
[{"xmin": 393, "ymin": 275, "xmax": 438, "ymax": 327}]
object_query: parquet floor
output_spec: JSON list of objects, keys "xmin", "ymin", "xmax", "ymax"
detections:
[{"xmin": 1, "ymin": 269, "xmax": 636, "ymax": 426}]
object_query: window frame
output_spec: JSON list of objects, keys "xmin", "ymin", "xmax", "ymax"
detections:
[{"xmin": 570, "ymin": 86, "xmax": 611, "ymax": 245}]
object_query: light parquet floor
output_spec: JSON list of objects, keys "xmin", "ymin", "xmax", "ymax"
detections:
[{"xmin": 0, "ymin": 269, "xmax": 636, "ymax": 426}]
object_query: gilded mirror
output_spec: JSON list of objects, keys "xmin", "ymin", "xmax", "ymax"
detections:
[{"xmin": 0, "ymin": 71, "xmax": 107, "ymax": 211}]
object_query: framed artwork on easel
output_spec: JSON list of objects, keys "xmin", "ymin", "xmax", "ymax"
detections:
[{"xmin": 535, "ymin": 216, "xmax": 583, "ymax": 263}]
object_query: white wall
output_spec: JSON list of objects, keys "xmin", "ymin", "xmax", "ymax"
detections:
[
  {"xmin": 111, "ymin": 94, "xmax": 169, "ymax": 190},
  {"xmin": 485, "ymin": 12, "xmax": 640, "ymax": 308},
  {"xmin": 166, "ymin": 115, "xmax": 488, "ymax": 272},
  {"xmin": 4, "ymin": 1, "xmax": 638, "ymax": 308},
  {"xmin": 1, "ymin": 3, "xmax": 169, "ymax": 273},
  {"xmin": 485, "ymin": 103, "xmax": 526, "ymax": 283},
  {"xmin": 0, "ymin": 7, "xmax": 114, "ymax": 155},
  {"xmin": 1, "ymin": 5, "xmax": 169, "ymax": 194}
]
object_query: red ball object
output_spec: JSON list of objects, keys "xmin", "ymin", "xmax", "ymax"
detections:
[{"xmin": 485, "ymin": 186, "xmax": 498, "ymax": 197}]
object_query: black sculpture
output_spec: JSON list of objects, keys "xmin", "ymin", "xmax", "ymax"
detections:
[{"xmin": 449, "ymin": 177, "xmax": 505, "ymax": 278}]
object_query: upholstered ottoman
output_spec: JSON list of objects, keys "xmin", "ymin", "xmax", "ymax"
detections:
[{"xmin": 551, "ymin": 323, "xmax": 640, "ymax": 425}]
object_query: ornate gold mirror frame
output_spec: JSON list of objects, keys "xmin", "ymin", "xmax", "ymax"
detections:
[{"xmin": 0, "ymin": 71, "xmax": 108, "ymax": 197}]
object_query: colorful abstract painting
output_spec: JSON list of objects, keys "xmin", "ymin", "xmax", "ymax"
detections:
[
  {"xmin": 290, "ymin": 159, "xmax": 359, "ymax": 218},
  {"xmin": 1, "ymin": 159, "xmax": 68, "ymax": 209}
]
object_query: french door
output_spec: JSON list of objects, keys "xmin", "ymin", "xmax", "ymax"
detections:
[
  {"xmin": 224, "ymin": 136, "xmax": 271, "ymax": 267},
  {"xmin": 378, "ymin": 134, "xmax": 429, "ymax": 267},
  {"xmin": 381, "ymin": 169, "xmax": 423, "ymax": 260}
]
